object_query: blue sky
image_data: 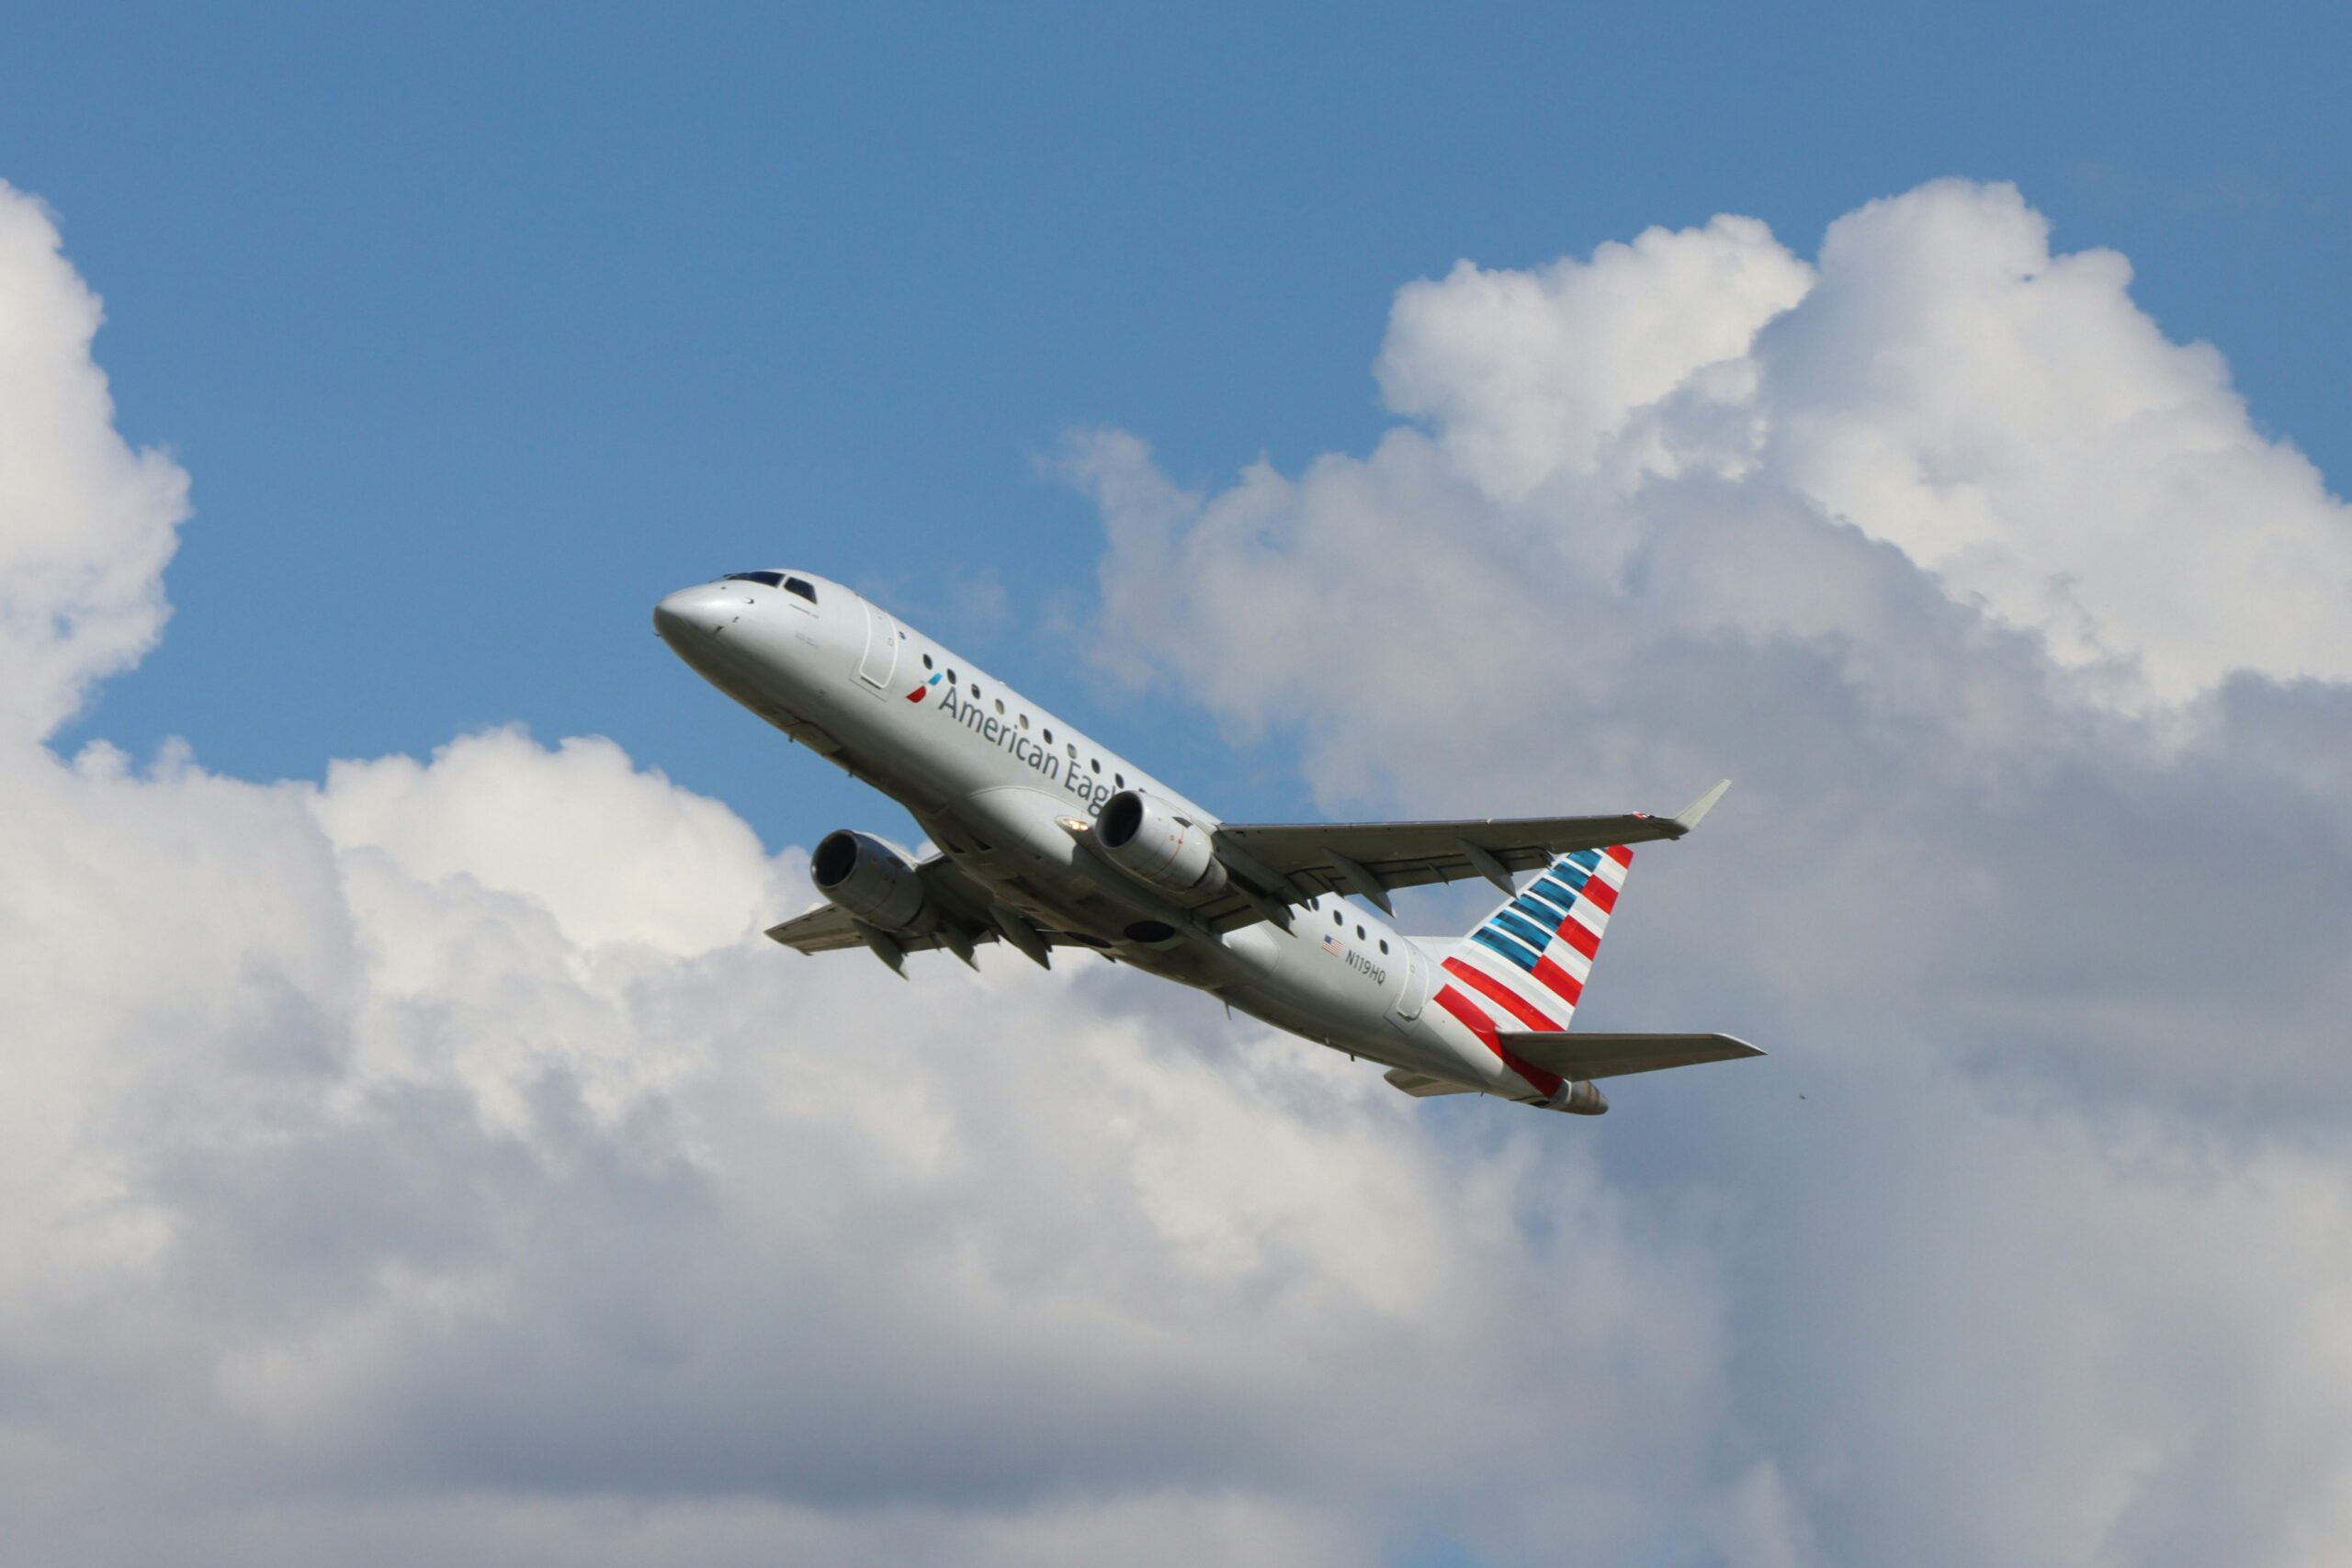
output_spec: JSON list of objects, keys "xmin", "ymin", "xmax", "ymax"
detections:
[{"xmin": 8, "ymin": 3, "xmax": 2349, "ymax": 848}]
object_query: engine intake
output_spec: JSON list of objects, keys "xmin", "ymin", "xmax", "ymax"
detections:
[
  {"xmin": 1096, "ymin": 790, "xmax": 1228, "ymax": 904},
  {"xmin": 811, "ymin": 829, "xmax": 929, "ymax": 931}
]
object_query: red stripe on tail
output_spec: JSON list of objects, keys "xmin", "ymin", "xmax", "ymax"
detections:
[
  {"xmin": 1532, "ymin": 954, "xmax": 1585, "ymax": 1006},
  {"xmin": 1443, "ymin": 956, "xmax": 1564, "ymax": 1032},
  {"xmin": 1431, "ymin": 984, "xmax": 1566, "ymax": 1099},
  {"xmin": 1556, "ymin": 916, "xmax": 1602, "ymax": 960}
]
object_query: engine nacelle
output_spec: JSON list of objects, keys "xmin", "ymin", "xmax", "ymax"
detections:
[
  {"xmin": 1095, "ymin": 790, "xmax": 1228, "ymax": 904},
  {"xmin": 810, "ymin": 829, "xmax": 929, "ymax": 931},
  {"xmin": 1550, "ymin": 1081, "xmax": 1609, "ymax": 1116}
]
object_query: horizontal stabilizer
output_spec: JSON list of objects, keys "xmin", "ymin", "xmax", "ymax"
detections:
[
  {"xmin": 1495, "ymin": 1031, "xmax": 1764, "ymax": 1081},
  {"xmin": 1384, "ymin": 1066, "xmax": 1478, "ymax": 1098}
]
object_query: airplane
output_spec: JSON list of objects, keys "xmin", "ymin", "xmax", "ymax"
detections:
[{"xmin": 653, "ymin": 569, "xmax": 1762, "ymax": 1115}]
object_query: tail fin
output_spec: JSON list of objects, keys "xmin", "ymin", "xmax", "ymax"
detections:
[{"xmin": 1442, "ymin": 844, "xmax": 1634, "ymax": 1034}]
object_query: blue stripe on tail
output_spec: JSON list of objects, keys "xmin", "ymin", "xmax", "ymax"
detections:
[
  {"xmin": 1489, "ymin": 908, "xmax": 1555, "ymax": 953},
  {"xmin": 1472, "ymin": 927, "xmax": 1540, "ymax": 972}
]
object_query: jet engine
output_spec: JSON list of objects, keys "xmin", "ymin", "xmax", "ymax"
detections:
[
  {"xmin": 810, "ymin": 829, "xmax": 929, "ymax": 931},
  {"xmin": 1551, "ymin": 1081, "xmax": 1609, "ymax": 1116},
  {"xmin": 1095, "ymin": 790, "xmax": 1228, "ymax": 904}
]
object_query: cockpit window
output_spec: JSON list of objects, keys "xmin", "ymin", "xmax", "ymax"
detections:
[{"xmin": 718, "ymin": 570, "xmax": 820, "ymax": 604}]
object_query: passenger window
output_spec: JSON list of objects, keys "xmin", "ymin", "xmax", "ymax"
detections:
[
  {"xmin": 1066, "ymin": 743, "xmax": 1077, "ymax": 758},
  {"xmin": 948, "ymin": 670, "xmax": 958, "ymax": 683},
  {"xmin": 1332, "ymin": 909, "xmax": 1343, "ymax": 926},
  {"xmin": 922, "ymin": 654, "xmax": 933, "ymax": 671},
  {"xmin": 994, "ymin": 699, "xmax": 1004, "ymax": 716},
  {"xmin": 1379, "ymin": 940, "xmax": 1389, "ymax": 954},
  {"xmin": 1114, "ymin": 773, "xmax": 1125, "ymax": 787},
  {"xmin": 1090, "ymin": 760, "xmax": 1101, "ymax": 773},
  {"xmin": 784, "ymin": 577, "xmax": 818, "ymax": 603},
  {"xmin": 1018, "ymin": 713, "xmax": 1029, "ymax": 730},
  {"xmin": 1356, "ymin": 925, "xmax": 1365, "ymax": 940},
  {"xmin": 1042, "ymin": 728, "xmax": 1053, "ymax": 744}
]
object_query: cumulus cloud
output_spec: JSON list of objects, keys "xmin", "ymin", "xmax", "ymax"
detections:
[
  {"xmin": 1072, "ymin": 178, "xmax": 2352, "ymax": 1562},
  {"xmin": 0, "ymin": 180, "xmax": 187, "ymax": 742},
  {"xmin": 1375, "ymin": 213, "xmax": 1816, "ymax": 501},
  {"xmin": 12, "ymin": 169, "xmax": 2352, "ymax": 1568},
  {"xmin": 1, "ymin": 183, "xmax": 1748, "ymax": 1567},
  {"xmin": 1766, "ymin": 183, "xmax": 2352, "ymax": 705},
  {"xmin": 3, "ymin": 716, "xmax": 1736, "ymax": 1565},
  {"xmin": 1345, "ymin": 179, "xmax": 2352, "ymax": 709}
]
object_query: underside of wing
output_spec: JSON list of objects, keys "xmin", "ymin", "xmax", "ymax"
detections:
[
  {"xmin": 1495, "ymin": 1031, "xmax": 1765, "ymax": 1080},
  {"xmin": 764, "ymin": 852, "xmax": 1102, "ymax": 961},
  {"xmin": 763, "ymin": 902, "xmax": 871, "ymax": 953},
  {"xmin": 766, "ymin": 852, "xmax": 991, "ymax": 954},
  {"xmin": 1198, "ymin": 783, "xmax": 1729, "ymax": 928}
]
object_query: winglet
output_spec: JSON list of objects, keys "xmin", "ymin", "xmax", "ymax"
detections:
[{"xmin": 1671, "ymin": 779, "xmax": 1732, "ymax": 834}]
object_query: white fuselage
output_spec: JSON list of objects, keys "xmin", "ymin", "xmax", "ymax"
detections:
[{"xmin": 654, "ymin": 570, "xmax": 1544, "ymax": 1100}]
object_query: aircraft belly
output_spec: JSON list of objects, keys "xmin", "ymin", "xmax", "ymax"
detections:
[
  {"xmin": 1222, "ymin": 927, "xmax": 1478, "ymax": 1088},
  {"xmin": 948, "ymin": 789, "xmax": 1119, "ymax": 921},
  {"xmin": 670, "ymin": 632, "xmax": 834, "ymax": 748},
  {"xmin": 905, "ymin": 787, "xmax": 1250, "ymax": 988},
  {"xmin": 807, "ymin": 689, "xmax": 1506, "ymax": 1089},
  {"xmin": 1219, "ymin": 986, "xmax": 1447, "ymax": 1082}
]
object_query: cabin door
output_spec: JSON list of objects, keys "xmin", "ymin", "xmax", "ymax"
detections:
[{"xmin": 856, "ymin": 604, "xmax": 899, "ymax": 689}]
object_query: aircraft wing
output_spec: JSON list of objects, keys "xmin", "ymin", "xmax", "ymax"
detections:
[
  {"xmin": 764, "ymin": 852, "xmax": 1091, "ymax": 963},
  {"xmin": 1496, "ymin": 1031, "xmax": 1765, "ymax": 1080},
  {"xmin": 767, "ymin": 902, "xmax": 902, "ymax": 953},
  {"xmin": 766, "ymin": 852, "xmax": 1003, "ymax": 955},
  {"xmin": 1191, "ymin": 781, "xmax": 1730, "ymax": 930}
]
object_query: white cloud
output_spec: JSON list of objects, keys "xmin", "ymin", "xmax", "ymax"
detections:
[
  {"xmin": 1376, "ymin": 214, "xmax": 1815, "ymax": 501},
  {"xmin": 2, "ymin": 716, "xmax": 1741, "ymax": 1562},
  {"xmin": 14, "ymin": 169, "xmax": 2352, "ymax": 1568},
  {"xmin": 1764, "ymin": 181, "xmax": 2352, "ymax": 705},
  {"xmin": 1073, "ymin": 178, "xmax": 2352, "ymax": 1563},
  {"xmin": 312, "ymin": 728, "xmax": 783, "ymax": 957},
  {"xmin": 0, "ymin": 181, "xmax": 187, "ymax": 743},
  {"xmin": 0, "ymin": 181, "xmax": 1748, "ymax": 1566},
  {"xmin": 1353, "ymin": 178, "xmax": 2352, "ymax": 709}
]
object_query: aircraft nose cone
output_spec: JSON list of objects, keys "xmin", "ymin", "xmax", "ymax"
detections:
[{"xmin": 653, "ymin": 583, "xmax": 732, "ymax": 644}]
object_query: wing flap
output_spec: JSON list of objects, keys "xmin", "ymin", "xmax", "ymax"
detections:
[
  {"xmin": 765, "ymin": 852, "xmax": 1051, "ymax": 958},
  {"xmin": 1494, "ymin": 1031, "xmax": 1765, "ymax": 1080},
  {"xmin": 765, "ymin": 904, "xmax": 996, "ymax": 957},
  {"xmin": 764, "ymin": 904, "xmax": 869, "ymax": 953},
  {"xmin": 1384, "ymin": 1066, "xmax": 1479, "ymax": 1098}
]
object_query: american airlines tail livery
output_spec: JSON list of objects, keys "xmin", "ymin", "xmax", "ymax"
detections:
[{"xmin": 655, "ymin": 570, "xmax": 1762, "ymax": 1115}]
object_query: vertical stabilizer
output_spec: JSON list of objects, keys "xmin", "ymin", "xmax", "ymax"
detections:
[{"xmin": 1437, "ymin": 844, "xmax": 1633, "ymax": 1043}]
